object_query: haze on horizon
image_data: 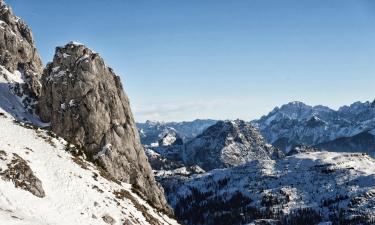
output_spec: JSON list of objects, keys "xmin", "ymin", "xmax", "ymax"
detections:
[{"xmin": 7, "ymin": 0, "xmax": 375, "ymax": 122}]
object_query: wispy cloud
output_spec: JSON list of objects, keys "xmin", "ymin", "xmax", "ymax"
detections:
[{"xmin": 132, "ymin": 99, "xmax": 236, "ymax": 122}]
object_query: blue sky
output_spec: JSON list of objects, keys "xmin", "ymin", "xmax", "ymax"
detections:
[{"xmin": 7, "ymin": 0, "xmax": 375, "ymax": 122}]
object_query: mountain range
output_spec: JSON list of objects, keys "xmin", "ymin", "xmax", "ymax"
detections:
[{"xmin": 252, "ymin": 101, "xmax": 375, "ymax": 155}]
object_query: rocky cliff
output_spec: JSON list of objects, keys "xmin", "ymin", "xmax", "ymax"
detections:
[
  {"xmin": 0, "ymin": 0, "xmax": 42, "ymax": 103},
  {"xmin": 38, "ymin": 42, "xmax": 171, "ymax": 213}
]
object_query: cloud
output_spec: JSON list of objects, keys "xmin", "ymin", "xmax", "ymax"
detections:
[{"xmin": 132, "ymin": 99, "xmax": 235, "ymax": 122}]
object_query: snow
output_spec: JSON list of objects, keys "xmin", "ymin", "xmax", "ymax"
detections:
[
  {"xmin": 68, "ymin": 41, "xmax": 84, "ymax": 46},
  {"xmin": 69, "ymin": 99, "xmax": 76, "ymax": 107},
  {"xmin": 0, "ymin": 113, "xmax": 179, "ymax": 225},
  {"xmin": 0, "ymin": 66, "xmax": 47, "ymax": 126},
  {"xmin": 94, "ymin": 144, "xmax": 111, "ymax": 160}
]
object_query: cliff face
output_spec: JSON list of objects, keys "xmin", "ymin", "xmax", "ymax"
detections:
[
  {"xmin": 0, "ymin": 0, "xmax": 43, "ymax": 99},
  {"xmin": 38, "ymin": 42, "xmax": 171, "ymax": 212}
]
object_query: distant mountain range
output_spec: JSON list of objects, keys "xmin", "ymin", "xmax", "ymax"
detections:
[
  {"xmin": 252, "ymin": 100, "xmax": 375, "ymax": 155},
  {"xmin": 138, "ymin": 100, "xmax": 375, "ymax": 157}
]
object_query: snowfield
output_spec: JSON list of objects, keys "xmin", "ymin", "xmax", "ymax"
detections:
[{"xmin": 0, "ymin": 107, "xmax": 178, "ymax": 224}]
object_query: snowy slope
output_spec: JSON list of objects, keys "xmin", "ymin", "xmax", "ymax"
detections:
[
  {"xmin": 0, "ymin": 109, "xmax": 179, "ymax": 225},
  {"xmin": 161, "ymin": 151, "xmax": 375, "ymax": 225}
]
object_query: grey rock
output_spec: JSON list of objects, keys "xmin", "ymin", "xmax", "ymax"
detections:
[
  {"xmin": 102, "ymin": 214, "xmax": 116, "ymax": 225},
  {"xmin": 0, "ymin": 1, "xmax": 43, "ymax": 99},
  {"xmin": 0, "ymin": 151, "xmax": 45, "ymax": 198},
  {"xmin": 38, "ymin": 42, "xmax": 171, "ymax": 213}
]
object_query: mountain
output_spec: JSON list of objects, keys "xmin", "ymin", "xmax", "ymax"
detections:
[
  {"xmin": 0, "ymin": 108, "xmax": 178, "ymax": 225},
  {"xmin": 137, "ymin": 119, "xmax": 217, "ymax": 146},
  {"xmin": 253, "ymin": 101, "xmax": 375, "ymax": 153},
  {"xmin": 182, "ymin": 120, "xmax": 284, "ymax": 171},
  {"xmin": 38, "ymin": 42, "xmax": 171, "ymax": 213},
  {"xmin": 162, "ymin": 150, "xmax": 375, "ymax": 225}
]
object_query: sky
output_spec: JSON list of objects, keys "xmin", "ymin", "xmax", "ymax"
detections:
[{"xmin": 6, "ymin": 0, "xmax": 375, "ymax": 122}]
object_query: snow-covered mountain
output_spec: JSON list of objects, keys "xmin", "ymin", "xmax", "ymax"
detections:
[
  {"xmin": 253, "ymin": 101, "xmax": 375, "ymax": 153},
  {"xmin": 137, "ymin": 119, "xmax": 217, "ymax": 146},
  {"xmin": 161, "ymin": 150, "xmax": 375, "ymax": 225},
  {"xmin": 182, "ymin": 120, "xmax": 284, "ymax": 171}
]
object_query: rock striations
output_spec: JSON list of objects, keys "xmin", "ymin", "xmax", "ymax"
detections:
[
  {"xmin": 0, "ymin": 0, "xmax": 42, "ymax": 99},
  {"xmin": 38, "ymin": 43, "xmax": 171, "ymax": 212}
]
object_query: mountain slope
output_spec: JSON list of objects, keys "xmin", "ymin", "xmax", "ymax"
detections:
[
  {"xmin": 182, "ymin": 120, "xmax": 284, "ymax": 171},
  {"xmin": 0, "ymin": 108, "xmax": 179, "ymax": 225},
  {"xmin": 162, "ymin": 151, "xmax": 375, "ymax": 225},
  {"xmin": 316, "ymin": 130, "xmax": 375, "ymax": 157}
]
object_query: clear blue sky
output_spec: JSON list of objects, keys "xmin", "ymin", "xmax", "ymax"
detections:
[{"xmin": 7, "ymin": 0, "xmax": 375, "ymax": 122}]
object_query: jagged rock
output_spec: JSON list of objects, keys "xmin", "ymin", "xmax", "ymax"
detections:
[
  {"xmin": 0, "ymin": 1, "xmax": 43, "ymax": 100},
  {"xmin": 182, "ymin": 120, "xmax": 284, "ymax": 171},
  {"xmin": 38, "ymin": 42, "xmax": 171, "ymax": 213},
  {"xmin": 0, "ymin": 152, "xmax": 45, "ymax": 198}
]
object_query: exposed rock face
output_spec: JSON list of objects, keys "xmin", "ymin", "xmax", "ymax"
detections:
[
  {"xmin": 0, "ymin": 0, "xmax": 43, "ymax": 100},
  {"xmin": 183, "ymin": 120, "xmax": 284, "ymax": 171},
  {"xmin": 0, "ymin": 151, "xmax": 45, "ymax": 198},
  {"xmin": 38, "ymin": 42, "xmax": 170, "ymax": 212}
]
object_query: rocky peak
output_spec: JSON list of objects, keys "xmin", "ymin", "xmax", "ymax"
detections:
[
  {"xmin": 0, "ymin": 1, "xmax": 43, "ymax": 98},
  {"xmin": 158, "ymin": 132, "xmax": 183, "ymax": 147},
  {"xmin": 38, "ymin": 42, "xmax": 171, "ymax": 213},
  {"xmin": 183, "ymin": 120, "xmax": 284, "ymax": 171},
  {"xmin": 371, "ymin": 99, "xmax": 375, "ymax": 108}
]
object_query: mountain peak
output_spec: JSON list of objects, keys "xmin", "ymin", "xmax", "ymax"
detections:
[
  {"xmin": 371, "ymin": 99, "xmax": 375, "ymax": 108},
  {"xmin": 183, "ymin": 120, "xmax": 284, "ymax": 170}
]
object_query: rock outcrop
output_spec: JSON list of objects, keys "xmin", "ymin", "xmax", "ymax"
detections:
[
  {"xmin": 0, "ymin": 151, "xmax": 45, "ymax": 198},
  {"xmin": 0, "ymin": 0, "xmax": 43, "ymax": 100},
  {"xmin": 38, "ymin": 42, "xmax": 171, "ymax": 213}
]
